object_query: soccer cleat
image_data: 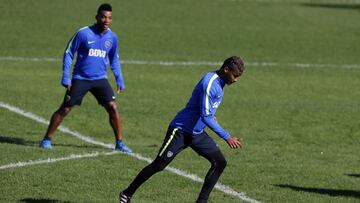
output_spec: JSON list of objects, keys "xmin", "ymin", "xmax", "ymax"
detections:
[
  {"xmin": 115, "ymin": 141, "xmax": 133, "ymax": 153},
  {"xmin": 119, "ymin": 191, "xmax": 131, "ymax": 203},
  {"xmin": 39, "ymin": 139, "xmax": 52, "ymax": 149}
]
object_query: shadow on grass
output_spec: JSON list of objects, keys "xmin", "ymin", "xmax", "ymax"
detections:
[
  {"xmin": 274, "ymin": 184, "xmax": 360, "ymax": 199},
  {"xmin": 0, "ymin": 136, "xmax": 34, "ymax": 145},
  {"xmin": 0, "ymin": 135, "xmax": 104, "ymax": 149},
  {"xmin": 301, "ymin": 2, "xmax": 360, "ymax": 10},
  {"xmin": 20, "ymin": 198, "xmax": 75, "ymax": 203},
  {"xmin": 346, "ymin": 173, "xmax": 360, "ymax": 178}
]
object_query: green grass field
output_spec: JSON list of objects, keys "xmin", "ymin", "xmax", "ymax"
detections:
[{"xmin": 0, "ymin": 0, "xmax": 359, "ymax": 202}]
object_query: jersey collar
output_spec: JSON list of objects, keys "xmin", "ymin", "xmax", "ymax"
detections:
[{"xmin": 216, "ymin": 72, "xmax": 226, "ymax": 88}]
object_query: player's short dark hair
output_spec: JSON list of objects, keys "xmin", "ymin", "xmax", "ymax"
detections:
[
  {"xmin": 97, "ymin": 3, "xmax": 112, "ymax": 14},
  {"xmin": 221, "ymin": 56, "xmax": 245, "ymax": 73}
]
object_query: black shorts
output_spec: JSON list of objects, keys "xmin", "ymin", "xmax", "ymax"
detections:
[
  {"xmin": 157, "ymin": 126, "xmax": 220, "ymax": 163},
  {"xmin": 63, "ymin": 79, "xmax": 115, "ymax": 106}
]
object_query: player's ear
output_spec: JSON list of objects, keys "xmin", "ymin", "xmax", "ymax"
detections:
[{"xmin": 223, "ymin": 66, "xmax": 229, "ymax": 73}]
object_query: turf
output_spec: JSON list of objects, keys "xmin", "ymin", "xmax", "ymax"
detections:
[{"xmin": 0, "ymin": 0, "xmax": 359, "ymax": 202}]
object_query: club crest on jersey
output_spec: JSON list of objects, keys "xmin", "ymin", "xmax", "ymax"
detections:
[
  {"xmin": 167, "ymin": 151, "xmax": 173, "ymax": 158},
  {"xmin": 88, "ymin": 48, "xmax": 106, "ymax": 58},
  {"xmin": 105, "ymin": 41, "xmax": 111, "ymax": 48}
]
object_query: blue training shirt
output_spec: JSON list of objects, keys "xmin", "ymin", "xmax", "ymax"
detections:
[
  {"xmin": 61, "ymin": 24, "xmax": 125, "ymax": 89},
  {"xmin": 170, "ymin": 71, "xmax": 230, "ymax": 140}
]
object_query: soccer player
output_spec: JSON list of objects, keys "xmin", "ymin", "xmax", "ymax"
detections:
[
  {"xmin": 39, "ymin": 3, "xmax": 132, "ymax": 153},
  {"xmin": 119, "ymin": 56, "xmax": 245, "ymax": 203}
]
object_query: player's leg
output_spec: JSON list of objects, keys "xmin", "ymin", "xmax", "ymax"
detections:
[
  {"xmin": 120, "ymin": 156, "xmax": 169, "ymax": 202},
  {"xmin": 120, "ymin": 127, "xmax": 189, "ymax": 201},
  {"xmin": 40, "ymin": 79, "xmax": 89, "ymax": 149},
  {"xmin": 104, "ymin": 101, "xmax": 132, "ymax": 153},
  {"xmin": 103, "ymin": 101, "xmax": 122, "ymax": 140},
  {"xmin": 91, "ymin": 79, "xmax": 131, "ymax": 153},
  {"xmin": 44, "ymin": 103, "xmax": 73, "ymax": 139},
  {"xmin": 191, "ymin": 132, "xmax": 227, "ymax": 203},
  {"xmin": 196, "ymin": 150, "xmax": 227, "ymax": 203}
]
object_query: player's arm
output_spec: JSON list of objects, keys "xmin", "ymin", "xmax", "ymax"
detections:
[
  {"xmin": 199, "ymin": 82, "xmax": 230, "ymax": 140},
  {"xmin": 108, "ymin": 35, "xmax": 125, "ymax": 93},
  {"xmin": 61, "ymin": 31, "xmax": 82, "ymax": 89},
  {"xmin": 202, "ymin": 114, "xmax": 243, "ymax": 149},
  {"xmin": 200, "ymin": 84, "xmax": 242, "ymax": 148}
]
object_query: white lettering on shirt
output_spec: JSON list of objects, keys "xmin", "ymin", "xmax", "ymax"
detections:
[{"xmin": 88, "ymin": 49, "xmax": 106, "ymax": 58}]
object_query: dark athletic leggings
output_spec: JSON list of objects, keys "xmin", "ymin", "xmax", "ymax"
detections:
[{"xmin": 123, "ymin": 150, "xmax": 227, "ymax": 203}]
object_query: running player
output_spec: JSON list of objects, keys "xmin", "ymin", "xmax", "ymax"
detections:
[{"xmin": 119, "ymin": 56, "xmax": 245, "ymax": 202}]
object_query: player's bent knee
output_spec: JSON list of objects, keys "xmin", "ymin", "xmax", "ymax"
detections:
[
  {"xmin": 57, "ymin": 106, "xmax": 72, "ymax": 117},
  {"xmin": 217, "ymin": 157, "xmax": 227, "ymax": 171},
  {"xmin": 211, "ymin": 151, "xmax": 227, "ymax": 171},
  {"xmin": 214, "ymin": 157, "xmax": 227, "ymax": 172},
  {"xmin": 64, "ymin": 107, "xmax": 72, "ymax": 115},
  {"xmin": 105, "ymin": 101, "xmax": 118, "ymax": 113}
]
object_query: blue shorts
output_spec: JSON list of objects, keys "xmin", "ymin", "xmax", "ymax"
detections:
[
  {"xmin": 63, "ymin": 79, "xmax": 115, "ymax": 106},
  {"xmin": 157, "ymin": 126, "xmax": 220, "ymax": 162}
]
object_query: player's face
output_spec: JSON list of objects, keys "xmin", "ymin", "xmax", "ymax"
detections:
[
  {"xmin": 224, "ymin": 67, "xmax": 242, "ymax": 85},
  {"xmin": 96, "ymin": 10, "xmax": 112, "ymax": 31}
]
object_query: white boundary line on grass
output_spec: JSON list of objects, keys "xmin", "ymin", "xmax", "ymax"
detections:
[
  {"xmin": 0, "ymin": 56, "xmax": 360, "ymax": 69},
  {"xmin": 0, "ymin": 151, "xmax": 119, "ymax": 170},
  {"xmin": 0, "ymin": 101, "xmax": 262, "ymax": 203}
]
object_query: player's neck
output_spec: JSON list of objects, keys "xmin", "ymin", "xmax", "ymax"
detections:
[
  {"xmin": 216, "ymin": 70, "xmax": 224, "ymax": 79},
  {"xmin": 94, "ymin": 23, "xmax": 108, "ymax": 34}
]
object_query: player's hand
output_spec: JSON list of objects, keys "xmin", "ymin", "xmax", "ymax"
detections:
[
  {"xmin": 226, "ymin": 136, "xmax": 243, "ymax": 149},
  {"xmin": 116, "ymin": 87, "xmax": 124, "ymax": 94},
  {"xmin": 62, "ymin": 83, "xmax": 71, "ymax": 91}
]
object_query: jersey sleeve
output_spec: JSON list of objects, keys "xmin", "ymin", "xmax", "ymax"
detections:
[
  {"xmin": 61, "ymin": 31, "xmax": 82, "ymax": 86},
  {"xmin": 202, "ymin": 116, "xmax": 230, "ymax": 140},
  {"xmin": 200, "ymin": 78, "xmax": 230, "ymax": 140},
  {"xmin": 108, "ymin": 35, "xmax": 125, "ymax": 90}
]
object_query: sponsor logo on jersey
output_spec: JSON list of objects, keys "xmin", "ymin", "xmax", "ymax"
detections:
[
  {"xmin": 88, "ymin": 49, "xmax": 106, "ymax": 58},
  {"xmin": 212, "ymin": 101, "xmax": 221, "ymax": 109}
]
